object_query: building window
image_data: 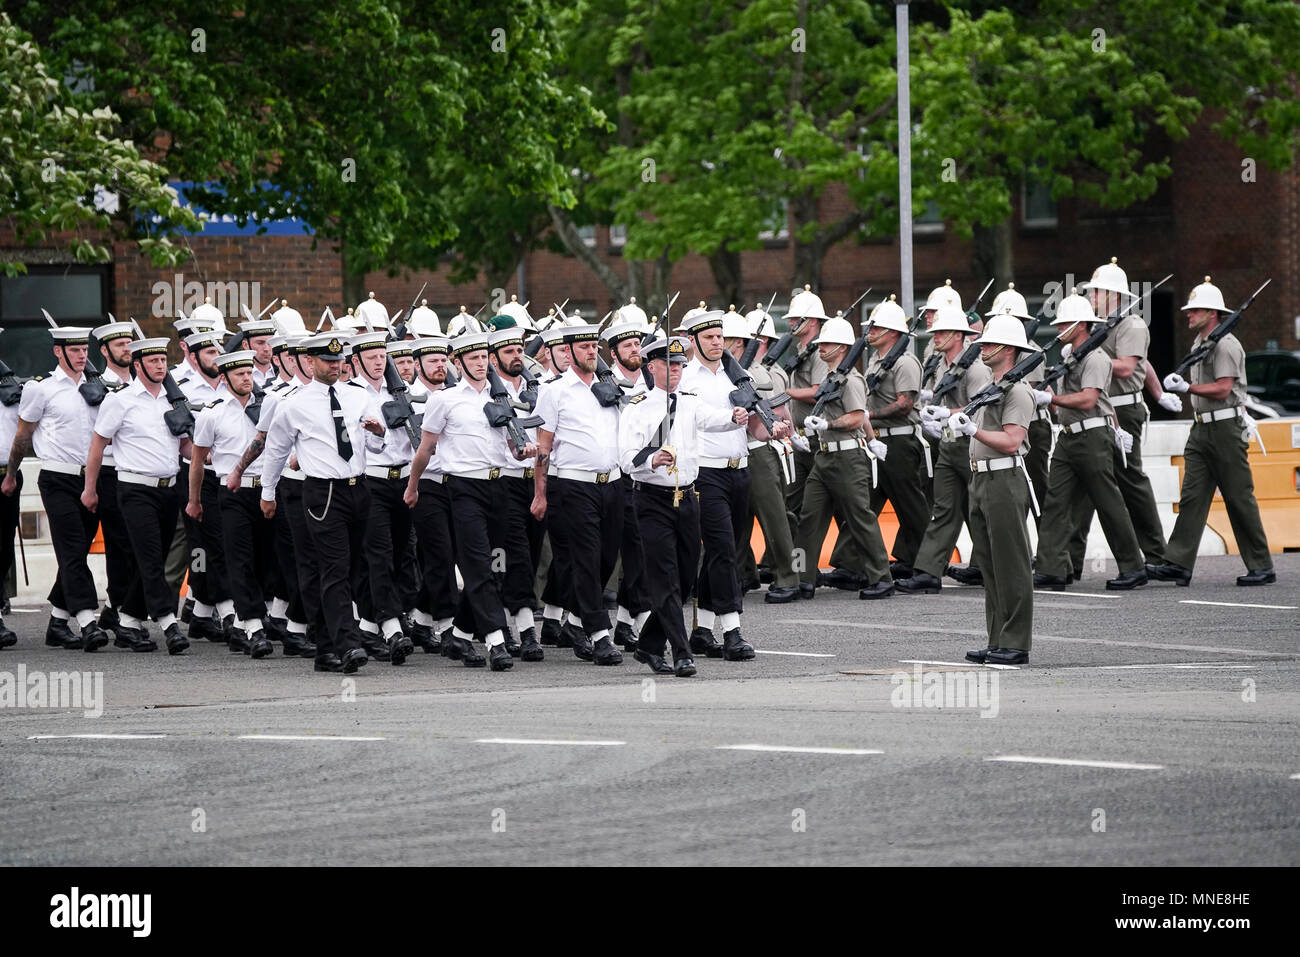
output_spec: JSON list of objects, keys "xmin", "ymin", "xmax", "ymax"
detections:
[
  {"xmin": 577, "ymin": 225, "xmax": 597, "ymax": 248},
  {"xmin": 759, "ymin": 199, "xmax": 789, "ymax": 241},
  {"xmin": 609, "ymin": 224, "xmax": 627, "ymax": 247},
  {"xmin": 1022, "ymin": 177, "xmax": 1058, "ymax": 227},
  {"xmin": 0, "ymin": 266, "xmax": 110, "ymax": 376},
  {"xmin": 914, "ymin": 199, "xmax": 944, "ymax": 235}
]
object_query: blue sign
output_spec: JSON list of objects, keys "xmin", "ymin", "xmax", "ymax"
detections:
[{"xmin": 161, "ymin": 181, "xmax": 314, "ymax": 236}]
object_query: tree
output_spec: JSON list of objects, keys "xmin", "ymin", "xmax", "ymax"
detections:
[{"xmin": 0, "ymin": 11, "xmax": 200, "ymax": 276}]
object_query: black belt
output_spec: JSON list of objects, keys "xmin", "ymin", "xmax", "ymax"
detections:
[{"xmin": 633, "ymin": 480, "xmax": 694, "ymax": 496}]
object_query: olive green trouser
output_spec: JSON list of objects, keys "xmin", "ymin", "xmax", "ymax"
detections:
[
  {"xmin": 1068, "ymin": 400, "xmax": 1167, "ymax": 569},
  {"xmin": 738, "ymin": 443, "xmax": 799, "ymax": 588},
  {"xmin": 969, "ymin": 468, "xmax": 1033, "ymax": 651},
  {"xmin": 785, "ymin": 446, "xmax": 862, "ymax": 571},
  {"xmin": 795, "ymin": 449, "xmax": 890, "ymax": 587},
  {"xmin": 1025, "ymin": 417, "xmax": 1052, "ymax": 529},
  {"xmin": 913, "ymin": 437, "xmax": 972, "ymax": 578},
  {"xmin": 1034, "ymin": 426, "xmax": 1143, "ymax": 577},
  {"xmin": 1164, "ymin": 418, "xmax": 1272, "ymax": 571}
]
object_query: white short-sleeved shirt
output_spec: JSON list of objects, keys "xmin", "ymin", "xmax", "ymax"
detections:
[
  {"xmin": 534, "ymin": 368, "xmax": 620, "ymax": 472},
  {"xmin": 93, "ymin": 380, "xmax": 182, "ymax": 479},
  {"xmin": 18, "ymin": 366, "xmax": 96, "ymax": 466},
  {"xmin": 260, "ymin": 380, "xmax": 385, "ymax": 499},
  {"xmin": 421, "ymin": 379, "xmax": 509, "ymax": 475},
  {"xmin": 193, "ymin": 393, "xmax": 261, "ymax": 478}
]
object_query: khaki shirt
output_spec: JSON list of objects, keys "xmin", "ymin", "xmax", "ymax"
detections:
[
  {"xmin": 1189, "ymin": 331, "xmax": 1247, "ymax": 414},
  {"xmin": 750, "ymin": 362, "xmax": 789, "ymax": 399},
  {"xmin": 820, "ymin": 369, "xmax": 867, "ymax": 443},
  {"xmin": 931, "ymin": 350, "xmax": 993, "ymax": 408},
  {"xmin": 789, "ymin": 347, "xmax": 828, "ymax": 428},
  {"xmin": 866, "ymin": 350, "xmax": 922, "ymax": 428},
  {"xmin": 1056, "ymin": 349, "xmax": 1115, "ymax": 427},
  {"xmin": 1102, "ymin": 315, "xmax": 1149, "ymax": 396},
  {"xmin": 971, "ymin": 380, "xmax": 1034, "ymax": 460}
]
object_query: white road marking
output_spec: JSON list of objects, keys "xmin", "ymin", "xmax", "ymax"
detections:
[
  {"xmin": 986, "ymin": 755, "xmax": 1163, "ymax": 771},
  {"xmin": 898, "ymin": 658, "xmax": 1020, "ymax": 671},
  {"xmin": 1180, "ymin": 599, "xmax": 1298, "ymax": 611},
  {"xmin": 785, "ymin": 620, "xmax": 1299, "ymax": 659},
  {"xmin": 717, "ymin": 744, "xmax": 883, "ymax": 755},
  {"xmin": 238, "ymin": 734, "xmax": 385, "ymax": 742},
  {"xmin": 28, "ymin": 734, "xmax": 167, "ymax": 740},
  {"xmin": 1034, "ymin": 590, "xmax": 1124, "ymax": 600},
  {"xmin": 756, "ymin": 649, "xmax": 837, "ymax": 658},
  {"xmin": 1091, "ymin": 663, "xmax": 1256, "ymax": 670},
  {"xmin": 1291, "ymin": 773, "xmax": 1300, "ymax": 780},
  {"xmin": 475, "ymin": 737, "xmax": 624, "ymax": 747}
]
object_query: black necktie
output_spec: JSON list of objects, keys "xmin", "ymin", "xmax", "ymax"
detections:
[{"xmin": 329, "ymin": 386, "xmax": 352, "ymax": 461}]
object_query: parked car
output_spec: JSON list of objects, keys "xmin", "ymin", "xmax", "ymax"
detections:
[{"xmin": 1244, "ymin": 350, "xmax": 1300, "ymax": 415}]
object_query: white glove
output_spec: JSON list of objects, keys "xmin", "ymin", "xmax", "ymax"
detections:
[
  {"xmin": 803, "ymin": 414, "xmax": 829, "ymax": 433},
  {"xmin": 948, "ymin": 412, "xmax": 977, "ymax": 437},
  {"xmin": 867, "ymin": 438, "xmax": 888, "ymax": 460},
  {"xmin": 1031, "ymin": 388, "xmax": 1053, "ymax": 408},
  {"xmin": 1163, "ymin": 372, "xmax": 1189, "ymax": 394},
  {"xmin": 1157, "ymin": 392, "xmax": 1183, "ymax": 413},
  {"xmin": 921, "ymin": 418, "xmax": 944, "ymax": 439},
  {"xmin": 1060, "ymin": 343, "xmax": 1073, "ymax": 362},
  {"xmin": 1241, "ymin": 413, "xmax": 1260, "ymax": 443},
  {"xmin": 790, "ymin": 431, "xmax": 811, "ymax": 453},
  {"xmin": 920, "ymin": 404, "xmax": 948, "ymax": 425},
  {"xmin": 1114, "ymin": 427, "xmax": 1134, "ymax": 454},
  {"xmin": 918, "ymin": 388, "xmax": 934, "ymax": 404}
]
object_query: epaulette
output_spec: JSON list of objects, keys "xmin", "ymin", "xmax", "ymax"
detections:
[
  {"xmin": 627, "ymin": 393, "xmax": 648, "ymax": 404},
  {"xmin": 545, "ymin": 374, "xmax": 562, "ymax": 384},
  {"xmin": 204, "ymin": 399, "xmax": 223, "ymax": 408},
  {"xmin": 346, "ymin": 380, "xmax": 366, "ymax": 389},
  {"xmin": 32, "ymin": 375, "xmax": 45, "ymax": 383},
  {"xmin": 678, "ymin": 390, "xmax": 697, "ymax": 396}
]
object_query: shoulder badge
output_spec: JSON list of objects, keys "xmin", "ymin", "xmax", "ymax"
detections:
[
  {"xmin": 678, "ymin": 389, "xmax": 697, "ymax": 396},
  {"xmin": 205, "ymin": 399, "xmax": 223, "ymax": 408},
  {"xmin": 32, "ymin": 375, "xmax": 45, "ymax": 383},
  {"xmin": 628, "ymin": 393, "xmax": 647, "ymax": 404}
]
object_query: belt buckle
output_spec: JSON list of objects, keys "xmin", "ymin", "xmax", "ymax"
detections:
[
  {"xmin": 488, "ymin": 467, "xmax": 501, "ymax": 480},
  {"xmin": 596, "ymin": 471, "xmax": 609, "ymax": 484},
  {"xmin": 347, "ymin": 477, "xmax": 357, "ymax": 486},
  {"xmin": 388, "ymin": 467, "xmax": 401, "ymax": 480},
  {"xmin": 524, "ymin": 467, "xmax": 534, "ymax": 479},
  {"xmin": 251, "ymin": 477, "xmax": 261, "ymax": 488},
  {"xmin": 727, "ymin": 457, "xmax": 739, "ymax": 469},
  {"xmin": 157, "ymin": 478, "xmax": 168, "ymax": 488}
]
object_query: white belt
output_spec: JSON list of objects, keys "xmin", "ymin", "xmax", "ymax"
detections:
[
  {"xmin": 699, "ymin": 456, "xmax": 748, "ymax": 470},
  {"xmin": 1109, "ymin": 392, "xmax": 1145, "ymax": 408},
  {"xmin": 554, "ymin": 466, "xmax": 622, "ymax": 484},
  {"xmin": 119, "ymin": 470, "xmax": 177, "ymax": 488},
  {"xmin": 877, "ymin": 423, "xmax": 933, "ymax": 477},
  {"xmin": 876, "ymin": 425, "xmax": 917, "ymax": 437},
  {"xmin": 1064, "ymin": 416, "xmax": 1107, "ymax": 434},
  {"xmin": 219, "ymin": 473, "xmax": 263, "ymax": 489},
  {"xmin": 282, "ymin": 467, "xmax": 304, "ymax": 481},
  {"xmin": 1194, "ymin": 407, "xmax": 1242, "ymax": 424},
  {"xmin": 365, "ymin": 464, "xmax": 412, "ymax": 480},
  {"xmin": 818, "ymin": 438, "xmax": 864, "ymax": 453},
  {"xmin": 747, "ymin": 439, "xmax": 767, "ymax": 451},
  {"xmin": 1034, "ymin": 408, "xmax": 1053, "ymax": 422},
  {"xmin": 971, "ymin": 455, "xmax": 1022, "ymax": 473},
  {"xmin": 41, "ymin": 461, "xmax": 85, "ymax": 476},
  {"xmin": 421, "ymin": 473, "xmax": 447, "ymax": 485},
  {"xmin": 772, "ymin": 439, "xmax": 796, "ymax": 484}
]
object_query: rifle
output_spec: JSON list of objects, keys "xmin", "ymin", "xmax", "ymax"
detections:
[
  {"xmin": 920, "ymin": 350, "xmax": 944, "ymax": 389},
  {"xmin": 43, "ymin": 308, "xmax": 111, "ymax": 406},
  {"xmin": 358, "ymin": 312, "xmax": 421, "ymax": 448},
  {"xmin": 866, "ymin": 306, "xmax": 916, "ymax": 392},
  {"xmin": 592, "ymin": 354, "xmax": 628, "ymax": 407},
  {"xmin": 1041, "ymin": 274, "xmax": 1172, "ymax": 390},
  {"xmin": 394, "ymin": 281, "xmax": 428, "ymax": 341},
  {"xmin": 964, "ymin": 277, "xmax": 996, "ymax": 325},
  {"xmin": 130, "ymin": 318, "xmax": 195, "ymax": 436},
  {"xmin": 1171, "ymin": 278, "xmax": 1271, "ymax": 378},
  {"xmin": 0, "ymin": 359, "xmax": 24, "ymax": 406},
  {"xmin": 737, "ymin": 291, "xmax": 778, "ymax": 369},
  {"xmin": 720, "ymin": 350, "xmax": 789, "ymax": 433},
  {"xmin": 485, "ymin": 363, "xmax": 544, "ymax": 456},
  {"xmin": 525, "ymin": 298, "xmax": 569, "ymax": 358},
  {"xmin": 962, "ymin": 349, "xmax": 1046, "ymax": 416},
  {"xmin": 930, "ymin": 341, "xmax": 983, "ymax": 403},
  {"xmin": 776, "ymin": 286, "xmax": 872, "ymax": 374},
  {"xmin": 640, "ymin": 290, "xmax": 680, "ymax": 346},
  {"xmin": 235, "ymin": 304, "xmax": 269, "ymax": 424},
  {"xmin": 808, "ymin": 335, "xmax": 869, "ymax": 420},
  {"xmin": 517, "ymin": 361, "xmax": 540, "ymax": 411}
]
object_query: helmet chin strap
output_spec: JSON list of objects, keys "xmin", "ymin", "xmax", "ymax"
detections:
[
  {"xmin": 982, "ymin": 343, "xmax": 1007, "ymax": 362},
  {"xmin": 1056, "ymin": 321, "xmax": 1082, "ymax": 342}
]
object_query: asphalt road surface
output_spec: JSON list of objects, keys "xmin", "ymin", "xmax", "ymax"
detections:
[{"xmin": 2, "ymin": 553, "xmax": 1297, "ymax": 866}]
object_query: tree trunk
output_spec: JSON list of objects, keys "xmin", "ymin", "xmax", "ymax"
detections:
[
  {"xmin": 971, "ymin": 220, "xmax": 1013, "ymax": 288},
  {"xmin": 708, "ymin": 246, "xmax": 742, "ymax": 308},
  {"xmin": 340, "ymin": 240, "xmax": 364, "ymax": 320}
]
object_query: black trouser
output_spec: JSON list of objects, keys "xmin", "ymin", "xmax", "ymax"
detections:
[
  {"xmin": 868, "ymin": 430, "xmax": 931, "ymax": 566},
  {"xmin": 280, "ymin": 479, "xmax": 326, "ymax": 639},
  {"xmin": 97, "ymin": 466, "xmax": 139, "ymax": 612},
  {"xmin": 614, "ymin": 474, "xmax": 650, "ymax": 616},
  {"xmin": 270, "ymin": 487, "xmax": 305, "ymax": 623},
  {"xmin": 412, "ymin": 477, "xmax": 458, "ymax": 621},
  {"xmin": 498, "ymin": 477, "xmax": 538, "ymax": 615},
  {"xmin": 634, "ymin": 482, "xmax": 700, "ymax": 661},
  {"xmin": 39, "ymin": 470, "xmax": 100, "ymax": 616},
  {"xmin": 218, "ymin": 484, "xmax": 276, "ymax": 626},
  {"xmin": 696, "ymin": 466, "xmax": 751, "ymax": 616},
  {"xmin": 359, "ymin": 473, "xmax": 412, "ymax": 624},
  {"xmin": 548, "ymin": 475, "xmax": 624, "ymax": 634},
  {"xmin": 0, "ymin": 467, "xmax": 23, "ymax": 601},
  {"xmin": 447, "ymin": 476, "xmax": 509, "ymax": 637},
  {"xmin": 181, "ymin": 469, "xmax": 231, "ymax": 606},
  {"xmin": 300, "ymin": 477, "xmax": 369, "ymax": 658},
  {"xmin": 117, "ymin": 479, "xmax": 180, "ymax": 623}
]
